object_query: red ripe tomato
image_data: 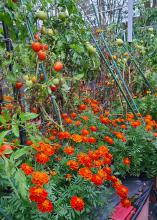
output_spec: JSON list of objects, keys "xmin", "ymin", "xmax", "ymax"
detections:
[
  {"xmin": 25, "ymin": 140, "xmax": 33, "ymax": 146},
  {"xmin": 38, "ymin": 50, "xmax": 46, "ymax": 60},
  {"xmin": 50, "ymin": 85, "xmax": 57, "ymax": 92},
  {"xmin": 31, "ymin": 42, "xmax": 41, "ymax": 52},
  {"xmin": 34, "ymin": 34, "xmax": 39, "ymax": 40},
  {"xmin": 0, "ymin": 144, "xmax": 12, "ymax": 156},
  {"xmin": 31, "ymin": 107, "xmax": 38, "ymax": 114},
  {"xmin": 61, "ymin": 113, "xmax": 68, "ymax": 119},
  {"xmin": 54, "ymin": 61, "xmax": 63, "ymax": 72},
  {"xmin": 15, "ymin": 82, "xmax": 23, "ymax": 90},
  {"xmin": 40, "ymin": 74, "xmax": 45, "ymax": 81},
  {"xmin": 41, "ymin": 44, "xmax": 48, "ymax": 50}
]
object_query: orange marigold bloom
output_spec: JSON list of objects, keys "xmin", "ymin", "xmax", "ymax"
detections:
[
  {"xmin": 81, "ymin": 115, "xmax": 89, "ymax": 121},
  {"xmin": 64, "ymin": 117, "xmax": 73, "ymax": 124},
  {"xmin": 104, "ymin": 136, "xmax": 114, "ymax": 145},
  {"xmin": 35, "ymin": 153, "xmax": 50, "ymax": 164},
  {"xmin": 84, "ymin": 98, "xmax": 91, "ymax": 104},
  {"xmin": 123, "ymin": 157, "xmax": 131, "ymax": 166},
  {"xmin": 75, "ymin": 120, "xmax": 81, "ymax": 126},
  {"xmin": 79, "ymin": 104, "xmax": 86, "ymax": 111},
  {"xmin": 98, "ymin": 146, "xmax": 109, "ymax": 157},
  {"xmin": 87, "ymin": 136, "xmax": 97, "ymax": 144},
  {"xmin": 93, "ymin": 160, "xmax": 103, "ymax": 168},
  {"xmin": 32, "ymin": 171, "xmax": 49, "ymax": 186},
  {"xmin": 146, "ymin": 125, "xmax": 152, "ymax": 131},
  {"xmin": 90, "ymin": 126, "xmax": 97, "ymax": 132},
  {"xmin": 131, "ymin": 121, "xmax": 141, "ymax": 128},
  {"xmin": 113, "ymin": 131, "xmax": 126, "ymax": 142},
  {"xmin": 65, "ymin": 173, "xmax": 72, "ymax": 180},
  {"xmin": 77, "ymin": 152, "xmax": 92, "ymax": 167},
  {"xmin": 42, "ymin": 144, "xmax": 55, "ymax": 156},
  {"xmin": 88, "ymin": 150, "xmax": 100, "ymax": 160},
  {"xmin": 121, "ymin": 198, "xmax": 131, "ymax": 208},
  {"xmin": 70, "ymin": 196, "xmax": 85, "ymax": 212},
  {"xmin": 21, "ymin": 163, "xmax": 34, "ymax": 176},
  {"xmin": 153, "ymin": 133, "xmax": 157, "ymax": 137},
  {"xmin": 116, "ymin": 185, "xmax": 128, "ymax": 198},
  {"xmin": 91, "ymin": 174, "xmax": 104, "ymax": 186},
  {"xmin": 49, "ymin": 135, "xmax": 55, "ymax": 141},
  {"xmin": 97, "ymin": 169, "xmax": 107, "ymax": 180},
  {"xmin": 3, "ymin": 95, "xmax": 14, "ymax": 102},
  {"xmin": 103, "ymin": 166, "xmax": 112, "ymax": 175},
  {"xmin": 120, "ymin": 124, "xmax": 127, "ymax": 130},
  {"xmin": 71, "ymin": 134, "xmax": 82, "ymax": 143},
  {"xmin": 100, "ymin": 117, "xmax": 110, "ymax": 125},
  {"xmin": 64, "ymin": 146, "xmax": 75, "ymax": 155},
  {"xmin": 78, "ymin": 167, "xmax": 92, "ymax": 180},
  {"xmin": 103, "ymin": 157, "xmax": 112, "ymax": 165},
  {"xmin": 67, "ymin": 160, "xmax": 79, "ymax": 170},
  {"xmin": 58, "ymin": 131, "xmax": 71, "ymax": 140},
  {"xmin": 81, "ymin": 129, "xmax": 90, "ymax": 136},
  {"xmin": 29, "ymin": 187, "xmax": 48, "ymax": 203},
  {"xmin": 37, "ymin": 199, "xmax": 53, "ymax": 213},
  {"xmin": 70, "ymin": 113, "xmax": 77, "ymax": 119}
]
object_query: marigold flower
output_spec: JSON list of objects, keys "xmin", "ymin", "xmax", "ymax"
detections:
[
  {"xmin": 77, "ymin": 152, "xmax": 92, "ymax": 167},
  {"xmin": 88, "ymin": 150, "xmax": 100, "ymax": 160},
  {"xmin": 116, "ymin": 185, "xmax": 128, "ymax": 198},
  {"xmin": 79, "ymin": 104, "xmax": 86, "ymax": 111},
  {"xmin": 70, "ymin": 113, "xmax": 77, "ymax": 119},
  {"xmin": 37, "ymin": 199, "xmax": 53, "ymax": 213},
  {"xmin": 98, "ymin": 146, "xmax": 109, "ymax": 157},
  {"xmin": 75, "ymin": 121, "xmax": 81, "ymax": 126},
  {"xmin": 93, "ymin": 160, "xmax": 103, "ymax": 168},
  {"xmin": 103, "ymin": 166, "xmax": 112, "ymax": 175},
  {"xmin": 67, "ymin": 160, "xmax": 79, "ymax": 170},
  {"xmin": 32, "ymin": 171, "xmax": 49, "ymax": 186},
  {"xmin": 58, "ymin": 131, "xmax": 71, "ymax": 140},
  {"xmin": 97, "ymin": 169, "xmax": 107, "ymax": 180},
  {"xmin": 64, "ymin": 146, "xmax": 75, "ymax": 155},
  {"xmin": 100, "ymin": 117, "xmax": 110, "ymax": 124},
  {"xmin": 29, "ymin": 187, "xmax": 48, "ymax": 203},
  {"xmin": 123, "ymin": 157, "xmax": 131, "ymax": 166},
  {"xmin": 90, "ymin": 126, "xmax": 97, "ymax": 132},
  {"xmin": 104, "ymin": 136, "xmax": 114, "ymax": 145},
  {"xmin": 121, "ymin": 198, "xmax": 131, "ymax": 208},
  {"xmin": 131, "ymin": 120, "xmax": 141, "ymax": 128},
  {"xmin": 35, "ymin": 153, "xmax": 50, "ymax": 164},
  {"xmin": 65, "ymin": 173, "xmax": 72, "ymax": 180},
  {"xmin": 49, "ymin": 135, "xmax": 55, "ymax": 141},
  {"xmin": 64, "ymin": 117, "xmax": 73, "ymax": 124},
  {"xmin": 61, "ymin": 113, "xmax": 68, "ymax": 119},
  {"xmin": 78, "ymin": 167, "xmax": 92, "ymax": 180},
  {"xmin": 81, "ymin": 129, "xmax": 90, "ymax": 136},
  {"xmin": 91, "ymin": 174, "xmax": 104, "ymax": 186},
  {"xmin": 21, "ymin": 163, "xmax": 34, "ymax": 176},
  {"xmin": 71, "ymin": 134, "xmax": 82, "ymax": 143},
  {"xmin": 87, "ymin": 136, "xmax": 97, "ymax": 144},
  {"xmin": 70, "ymin": 196, "xmax": 85, "ymax": 211},
  {"xmin": 81, "ymin": 115, "xmax": 89, "ymax": 121},
  {"xmin": 120, "ymin": 124, "xmax": 127, "ymax": 130}
]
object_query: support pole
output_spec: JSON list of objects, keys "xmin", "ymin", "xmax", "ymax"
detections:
[{"xmin": 128, "ymin": 0, "xmax": 133, "ymax": 43}]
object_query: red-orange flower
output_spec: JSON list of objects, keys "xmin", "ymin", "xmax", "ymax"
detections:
[
  {"xmin": 77, "ymin": 152, "xmax": 92, "ymax": 167},
  {"xmin": 35, "ymin": 153, "xmax": 50, "ymax": 164},
  {"xmin": 21, "ymin": 163, "xmax": 34, "ymax": 176},
  {"xmin": 121, "ymin": 198, "xmax": 131, "ymax": 208},
  {"xmin": 58, "ymin": 131, "xmax": 71, "ymax": 140},
  {"xmin": 64, "ymin": 117, "xmax": 73, "ymax": 124},
  {"xmin": 78, "ymin": 167, "xmax": 92, "ymax": 180},
  {"xmin": 90, "ymin": 126, "xmax": 97, "ymax": 132},
  {"xmin": 91, "ymin": 174, "xmax": 104, "ymax": 186},
  {"xmin": 29, "ymin": 187, "xmax": 48, "ymax": 203},
  {"xmin": 32, "ymin": 171, "xmax": 49, "ymax": 186},
  {"xmin": 75, "ymin": 121, "xmax": 81, "ymax": 126},
  {"xmin": 65, "ymin": 173, "xmax": 72, "ymax": 180},
  {"xmin": 116, "ymin": 185, "xmax": 128, "ymax": 198},
  {"xmin": 100, "ymin": 117, "xmax": 110, "ymax": 125},
  {"xmin": 104, "ymin": 136, "xmax": 114, "ymax": 145},
  {"xmin": 131, "ymin": 120, "xmax": 141, "ymax": 128},
  {"xmin": 67, "ymin": 160, "xmax": 79, "ymax": 170},
  {"xmin": 37, "ymin": 199, "xmax": 53, "ymax": 213},
  {"xmin": 87, "ymin": 136, "xmax": 97, "ymax": 143},
  {"xmin": 64, "ymin": 146, "xmax": 75, "ymax": 155},
  {"xmin": 81, "ymin": 129, "xmax": 90, "ymax": 136},
  {"xmin": 79, "ymin": 104, "xmax": 86, "ymax": 111},
  {"xmin": 123, "ymin": 157, "xmax": 131, "ymax": 166},
  {"xmin": 70, "ymin": 196, "xmax": 85, "ymax": 211},
  {"xmin": 71, "ymin": 134, "xmax": 82, "ymax": 143},
  {"xmin": 81, "ymin": 115, "xmax": 89, "ymax": 121},
  {"xmin": 70, "ymin": 113, "xmax": 77, "ymax": 119}
]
